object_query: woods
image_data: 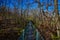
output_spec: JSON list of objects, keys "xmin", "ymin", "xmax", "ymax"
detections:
[{"xmin": 0, "ymin": 0, "xmax": 60, "ymax": 40}]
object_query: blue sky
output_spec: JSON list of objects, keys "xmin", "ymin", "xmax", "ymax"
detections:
[
  {"xmin": 0, "ymin": 0, "xmax": 60, "ymax": 12},
  {"xmin": 21, "ymin": 0, "xmax": 60, "ymax": 12}
]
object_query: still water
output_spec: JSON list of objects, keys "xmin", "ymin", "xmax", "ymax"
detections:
[{"xmin": 18, "ymin": 21, "xmax": 45, "ymax": 40}]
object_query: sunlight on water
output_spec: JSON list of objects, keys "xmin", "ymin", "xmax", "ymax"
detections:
[
  {"xmin": 36, "ymin": 29, "xmax": 39, "ymax": 40},
  {"xmin": 22, "ymin": 30, "xmax": 24, "ymax": 40}
]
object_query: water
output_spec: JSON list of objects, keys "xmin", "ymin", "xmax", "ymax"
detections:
[{"xmin": 18, "ymin": 21, "xmax": 45, "ymax": 40}]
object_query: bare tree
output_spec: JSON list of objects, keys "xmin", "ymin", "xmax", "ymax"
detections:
[{"xmin": 54, "ymin": 0, "xmax": 60, "ymax": 39}]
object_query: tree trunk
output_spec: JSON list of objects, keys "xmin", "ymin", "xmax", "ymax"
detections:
[{"xmin": 54, "ymin": 0, "xmax": 60, "ymax": 39}]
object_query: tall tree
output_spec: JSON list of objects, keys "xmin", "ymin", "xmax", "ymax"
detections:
[{"xmin": 54, "ymin": 0, "xmax": 60, "ymax": 39}]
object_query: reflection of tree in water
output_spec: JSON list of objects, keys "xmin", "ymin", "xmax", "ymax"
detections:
[{"xmin": 18, "ymin": 21, "xmax": 45, "ymax": 40}]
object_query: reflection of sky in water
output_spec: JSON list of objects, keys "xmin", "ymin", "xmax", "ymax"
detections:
[{"xmin": 18, "ymin": 21, "xmax": 45, "ymax": 40}]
